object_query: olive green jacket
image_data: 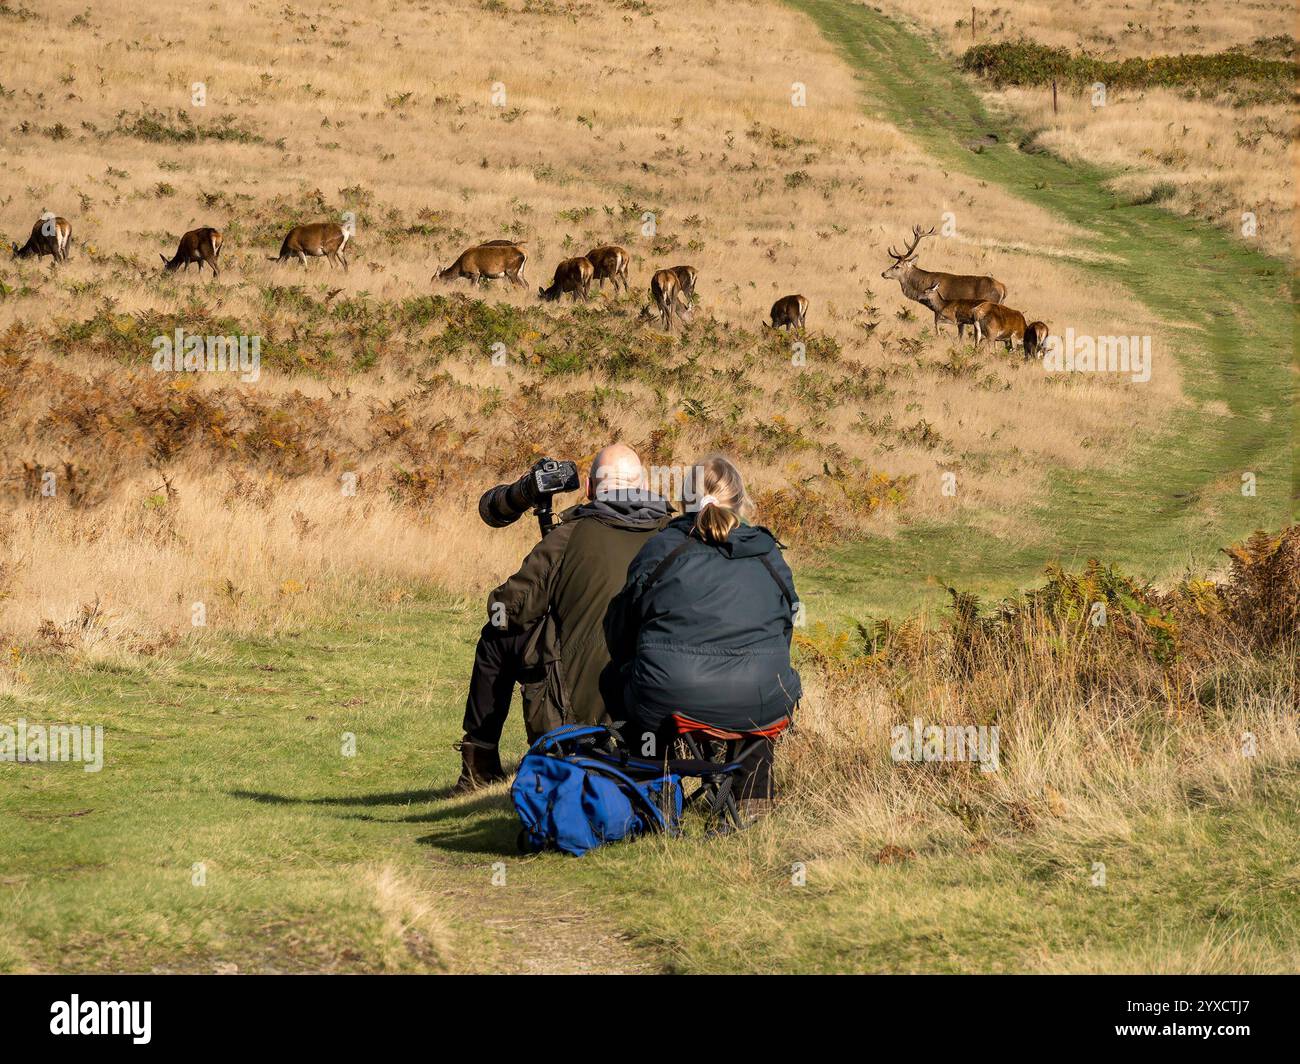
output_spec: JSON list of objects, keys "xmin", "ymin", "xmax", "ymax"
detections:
[{"xmin": 487, "ymin": 493, "xmax": 672, "ymax": 741}]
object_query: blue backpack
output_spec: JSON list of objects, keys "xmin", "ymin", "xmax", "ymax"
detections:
[{"xmin": 512, "ymin": 725, "xmax": 737, "ymax": 856}]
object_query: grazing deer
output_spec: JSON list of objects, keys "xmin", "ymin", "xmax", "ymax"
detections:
[
  {"xmin": 270, "ymin": 221, "xmax": 350, "ymax": 270},
  {"xmin": 161, "ymin": 227, "xmax": 223, "ymax": 277},
  {"xmin": 646, "ymin": 268, "xmax": 692, "ymax": 330},
  {"xmin": 765, "ymin": 294, "xmax": 808, "ymax": 331},
  {"xmin": 668, "ymin": 264, "xmax": 697, "ymax": 301},
  {"xmin": 882, "ymin": 225, "xmax": 1006, "ymax": 328},
  {"xmin": 585, "ymin": 245, "xmax": 630, "ymax": 293},
  {"xmin": 917, "ymin": 282, "xmax": 983, "ymax": 340},
  {"xmin": 435, "ymin": 243, "xmax": 527, "ymax": 287},
  {"xmin": 973, "ymin": 301, "xmax": 1029, "ymax": 354},
  {"xmin": 539, "ymin": 256, "xmax": 594, "ymax": 302},
  {"xmin": 13, "ymin": 214, "xmax": 72, "ymax": 262},
  {"xmin": 479, "ymin": 238, "xmax": 526, "ymax": 247},
  {"xmin": 1024, "ymin": 321, "xmax": 1050, "ymax": 359}
]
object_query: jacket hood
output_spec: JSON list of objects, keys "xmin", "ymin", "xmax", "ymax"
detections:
[
  {"xmin": 667, "ymin": 513, "xmax": 778, "ymax": 558},
  {"xmin": 564, "ymin": 490, "xmax": 672, "ymax": 531}
]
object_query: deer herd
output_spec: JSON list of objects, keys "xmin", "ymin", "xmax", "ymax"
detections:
[
  {"xmin": 882, "ymin": 225, "xmax": 1047, "ymax": 358},
  {"xmin": 9, "ymin": 212, "xmax": 1048, "ymax": 358}
]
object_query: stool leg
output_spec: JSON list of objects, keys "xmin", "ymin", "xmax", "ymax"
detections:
[{"xmin": 679, "ymin": 733, "xmax": 711, "ymax": 811}]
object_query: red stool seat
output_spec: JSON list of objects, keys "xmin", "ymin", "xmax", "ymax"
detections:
[{"xmin": 669, "ymin": 713, "xmax": 790, "ymax": 742}]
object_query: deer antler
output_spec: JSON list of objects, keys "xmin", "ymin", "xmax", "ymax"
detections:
[
  {"xmin": 888, "ymin": 224, "xmax": 936, "ymax": 261},
  {"xmin": 900, "ymin": 224, "xmax": 935, "ymax": 260}
]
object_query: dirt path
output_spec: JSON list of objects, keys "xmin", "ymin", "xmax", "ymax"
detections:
[{"xmin": 424, "ymin": 850, "xmax": 658, "ymax": 974}]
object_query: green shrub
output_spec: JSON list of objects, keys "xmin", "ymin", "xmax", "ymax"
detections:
[{"xmin": 960, "ymin": 41, "xmax": 1296, "ymax": 98}]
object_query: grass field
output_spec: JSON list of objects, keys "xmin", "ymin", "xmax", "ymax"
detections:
[
  {"xmin": 6, "ymin": 569, "xmax": 1296, "ymax": 973},
  {"xmin": 1, "ymin": 0, "xmax": 1296, "ymax": 974}
]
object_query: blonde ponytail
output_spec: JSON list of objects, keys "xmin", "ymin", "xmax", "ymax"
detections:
[{"xmin": 687, "ymin": 455, "xmax": 752, "ymax": 545}]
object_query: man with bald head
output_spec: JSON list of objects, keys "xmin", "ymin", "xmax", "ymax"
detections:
[{"xmin": 453, "ymin": 443, "xmax": 673, "ymax": 792}]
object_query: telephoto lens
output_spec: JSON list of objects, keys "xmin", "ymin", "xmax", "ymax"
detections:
[{"xmin": 478, "ymin": 469, "xmax": 540, "ymax": 528}]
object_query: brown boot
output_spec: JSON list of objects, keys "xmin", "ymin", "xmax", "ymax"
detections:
[{"xmin": 451, "ymin": 737, "xmax": 506, "ymax": 794}]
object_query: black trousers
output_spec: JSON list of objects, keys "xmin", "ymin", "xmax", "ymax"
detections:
[{"xmin": 461, "ymin": 622, "xmax": 539, "ymax": 746}]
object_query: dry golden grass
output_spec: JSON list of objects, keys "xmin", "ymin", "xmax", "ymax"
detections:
[
  {"xmin": 869, "ymin": 0, "xmax": 1297, "ymax": 258},
  {"xmin": 0, "ymin": 468, "xmax": 510, "ymax": 653},
  {"xmin": 785, "ymin": 662, "xmax": 1297, "ymax": 869},
  {"xmin": 0, "ymin": 0, "xmax": 1183, "ymax": 647},
  {"xmin": 365, "ymin": 863, "xmax": 455, "ymax": 972}
]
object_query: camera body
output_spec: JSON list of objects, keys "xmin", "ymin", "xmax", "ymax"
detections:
[{"xmin": 479, "ymin": 457, "xmax": 581, "ymax": 536}]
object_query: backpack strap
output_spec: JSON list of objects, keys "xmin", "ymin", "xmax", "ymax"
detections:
[
  {"xmin": 570, "ymin": 756, "xmax": 672, "ymax": 833},
  {"xmin": 529, "ymin": 723, "xmax": 617, "ymax": 756},
  {"xmin": 758, "ymin": 554, "xmax": 797, "ymax": 608},
  {"xmin": 639, "ymin": 537, "xmax": 699, "ymax": 593}
]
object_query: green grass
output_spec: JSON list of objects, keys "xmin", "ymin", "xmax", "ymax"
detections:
[
  {"xmin": 1, "ymin": 600, "xmax": 479, "ymax": 973},
  {"xmin": 787, "ymin": 0, "xmax": 1296, "ymax": 622},
  {"xmin": 4, "ymin": 602, "xmax": 1296, "ymax": 973}
]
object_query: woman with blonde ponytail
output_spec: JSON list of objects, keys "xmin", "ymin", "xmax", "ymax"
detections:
[
  {"xmin": 689, "ymin": 455, "xmax": 749, "ymax": 546},
  {"xmin": 606, "ymin": 455, "xmax": 801, "ymax": 814}
]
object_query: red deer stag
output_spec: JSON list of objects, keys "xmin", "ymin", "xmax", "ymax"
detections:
[
  {"xmin": 161, "ymin": 227, "xmax": 223, "ymax": 277},
  {"xmin": 270, "ymin": 221, "xmax": 350, "ymax": 270},
  {"xmin": 917, "ymin": 282, "xmax": 983, "ymax": 340},
  {"xmin": 765, "ymin": 294, "xmax": 808, "ymax": 331},
  {"xmin": 13, "ymin": 214, "xmax": 72, "ymax": 262},
  {"xmin": 973, "ymin": 302, "xmax": 1029, "ymax": 355},
  {"xmin": 435, "ymin": 243, "xmax": 527, "ymax": 287},
  {"xmin": 1024, "ymin": 321, "xmax": 1050, "ymax": 359},
  {"xmin": 539, "ymin": 256, "xmax": 594, "ymax": 302},
  {"xmin": 882, "ymin": 225, "xmax": 1005, "ymax": 329},
  {"xmin": 646, "ymin": 268, "xmax": 693, "ymax": 330},
  {"xmin": 585, "ymin": 245, "xmax": 630, "ymax": 293}
]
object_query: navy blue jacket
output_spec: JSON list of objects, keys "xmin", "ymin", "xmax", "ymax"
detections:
[{"xmin": 606, "ymin": 515, "xmax": 802, "ymax": 732}]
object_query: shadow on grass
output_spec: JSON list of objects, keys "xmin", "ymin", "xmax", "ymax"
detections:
[
  {"xmin": 230, "ymin": 787, "xmax": 452, "ymax": 806},
  {"xmin": 228, "ymin": 786, "xmax": 520, "ymax": 855}
]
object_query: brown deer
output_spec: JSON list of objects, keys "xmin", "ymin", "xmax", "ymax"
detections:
[
  {"xmin": 882, "ymin": 225, "xmax": 1006, "ymax": 329},
  {"xmin": 765, "ymin": 294, "xmax": 808, "ymax": 331},
  {"xmin": 646, "ymin": 268, "xmax": 693, "ymax": 330},
  {"xmin": 973, "ymin": 301, "xmax": 1029, "ymax": 354},
  {"xmin": 269, "ymin": 221, "xmax": 350, "ymax": 270},
  {"xmin": 668, "ymin": 264, "xmax": 697, "ymax": 301},
  {"xmin": 161, "ymin": 227, "xmax": 223, "ymax": 276},
  {"xmin": 539, "ymin": 256, "xmax": 594, "ymax": 302},
  {"xmin": 1024, "ymin": 321, "xmax": 1050, "ymax": 359},
  {"xmin": 435, "ymin": 243, "xmax": 527, "ymax": 287},
  {"xmin": 917, "ymin": 282, "xmax": 983, "ymax": 340},
  {"xmin": 478, "ymin": 239, "xmax": 526, "ymax": 247},
  {"xmin": 13, "ymin": 214, "xmax": 72, "ymax": 262},
  {"xmin": 585, "ymin": 245, "xmax": 630, "ymax": 293}
]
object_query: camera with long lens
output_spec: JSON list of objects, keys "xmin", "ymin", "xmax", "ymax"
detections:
[{"xmin": 479, "ymin": 457, "xmax": 581, "ymax": 536}]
